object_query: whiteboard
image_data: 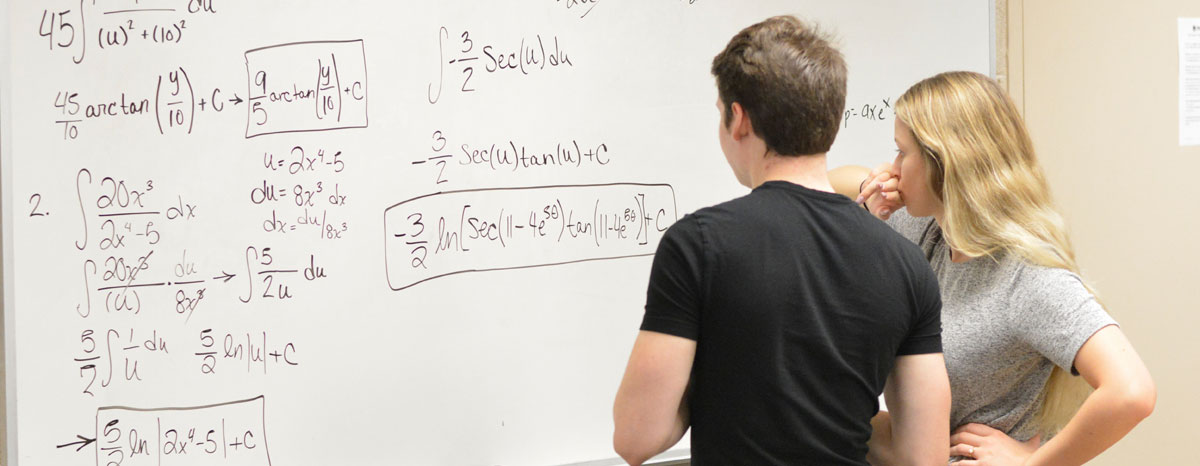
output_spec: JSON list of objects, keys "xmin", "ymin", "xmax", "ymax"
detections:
[{"xmin": 0, "ymin": 1, "xmax": 991, "ymax": 465}]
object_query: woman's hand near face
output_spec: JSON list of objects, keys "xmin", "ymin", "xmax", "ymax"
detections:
[{"xmin": 856, "ymin": 162, "xmax": 904, "ymax": 220}]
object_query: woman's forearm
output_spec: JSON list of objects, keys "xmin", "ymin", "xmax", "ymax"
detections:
[
  {"xmin": 829, "ymin": 165, "xmax": 872, "ymax": 199},
  {"xmin": 1026, "ymin": 381, "xmax": 1155, "ymax": 465},
  {"xmin": 867, "ymin": 410, "xmax": 896, "ymax": 466}
]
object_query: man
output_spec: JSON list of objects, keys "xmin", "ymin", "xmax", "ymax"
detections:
[{"xmin": 613, "ymin": 16, "xmax": 950, "ymax": 465}]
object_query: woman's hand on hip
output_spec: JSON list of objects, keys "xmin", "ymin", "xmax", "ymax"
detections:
[{"xmin": 950, "ymin": 423, "xmax": 1041, "ymax": 466}]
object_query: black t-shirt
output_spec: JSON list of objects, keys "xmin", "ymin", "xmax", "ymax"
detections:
[{"xmin": 641, "ymin": 181, "xmax": 942, "ymax": 465}]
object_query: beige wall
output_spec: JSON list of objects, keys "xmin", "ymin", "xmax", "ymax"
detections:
[{"xmin": 1010, "ymin": 0, "xmax": 1200, "ymax": 462}]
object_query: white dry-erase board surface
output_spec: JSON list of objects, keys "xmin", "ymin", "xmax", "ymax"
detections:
[{"xmin": 0, "ymin": 1, "xmax": 991, "ymax": 465}]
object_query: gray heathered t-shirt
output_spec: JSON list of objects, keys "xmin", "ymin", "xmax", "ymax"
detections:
[{"xmin": 886, "ymin": 208, "xmax": 1116, "ymax": 442}]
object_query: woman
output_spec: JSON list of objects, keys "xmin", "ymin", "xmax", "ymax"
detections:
[{"xmin": 834, "ymin": 71, "xmax": 1155, "ymax": 465}]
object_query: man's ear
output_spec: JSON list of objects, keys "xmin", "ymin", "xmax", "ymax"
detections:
[{"xmin": 729, "ymin": 102, "xmax": 753, "ymax": 142}]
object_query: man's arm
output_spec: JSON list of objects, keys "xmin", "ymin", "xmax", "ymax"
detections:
[
  {"xmin": 613, "ymin": 330, "xmax": 696, "ymax": 466},
  {"xmin": 877, "ymin": 353, "xmax": 951, "ymax": 466}
]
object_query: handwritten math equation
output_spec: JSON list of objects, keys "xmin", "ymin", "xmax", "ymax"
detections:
[
  {"xmin": 384, "ymin": 183, "xmax": 677, "ymax": 290},
  {"xmin": 57, "ymin": 396, "xmax": 273, "ymax": 466},
  {"xmin": 37, "ymin": 0, "xmax": 219, "ymax": 65},
  {"xmin": 412, "ymin": 130, "xmax": 610, "ymax": 185},
  {"xmin": 19, "ymin": 167, "xmax": 326, "ymax": 397},
  {"xmin": 46, "ymin": 41, "xmax": 368, "ymax": 141},
  {"xmin": 254, "ymin": 145, "xmax": 351, "ymax": 240},
  {"xmin": 428, "ymin": 27, "xmax": 574, "ymax": 104},
  {"xmin": 843, "ymin": 98, "xmax": 894, "ymax": 128}
]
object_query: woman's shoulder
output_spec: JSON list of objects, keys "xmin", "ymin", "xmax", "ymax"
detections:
[
  {"xmin": 884, "ymin": 208, "xmax": 938, "ymax": 245},
  {"xmin": 997, "ymin": 255, "xmax": 1112, "ymax": 329},
  {"xmin": 997, "ymin": 255, "xmax": 1117, "ymax": 371},
  {"xmin": 1003, "ymin": 257, "xmax": 1089, "ymax": 298}
]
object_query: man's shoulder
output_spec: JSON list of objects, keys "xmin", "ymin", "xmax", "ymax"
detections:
[
  {"xmin": 856, "ymin": 210, "xmax": 933, "ymax": 263},
  {"xmin": 665, "ymin": 193, "xmax": 754, "ymax": 233},
  {"xmin": 683, "ymin": 186, "xmax": 811, "ymax": 225}
]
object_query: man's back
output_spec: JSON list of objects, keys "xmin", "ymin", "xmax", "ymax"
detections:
[
  {"xmin": 641, "ymin": 181, "xmax": 942, "ymax": 464},
  {"xmin": 614, "ymin": 16, "xmax": 948, "ymax": 466}
]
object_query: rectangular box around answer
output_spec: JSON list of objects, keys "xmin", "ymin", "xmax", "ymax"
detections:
[
  {"xmin": 244, "ymin": 40, "xmax": 368, "ymax": 138},
  {"xmin": 383, "ymin": 183, "xmax": 678, "ymax": 291},
  {"xmin": 94, "ymin": 396, "xmax": 272, "ymax": 466}
]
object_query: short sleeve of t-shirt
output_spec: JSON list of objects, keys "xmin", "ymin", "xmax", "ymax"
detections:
[
  {"xmin": 1006, "ymin": 266, "xmax": 1117, "ymax": 373},
  {"xmin": 640, "ymin": 214, "xmax": 707, "ymax": 341},
  {"xmin": 897, "ymin": 255, "xmax": 944, "ymax": 356}
]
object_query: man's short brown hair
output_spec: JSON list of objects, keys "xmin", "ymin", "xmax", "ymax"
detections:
[{"xmin": 711, "ymin": 16, "xmax": 847, "ymax": 156}]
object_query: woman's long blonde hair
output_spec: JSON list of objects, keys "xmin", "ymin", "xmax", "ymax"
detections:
[{"xmin": 894, "ymin": 71, "xmax": 1099, "ymax": 435}]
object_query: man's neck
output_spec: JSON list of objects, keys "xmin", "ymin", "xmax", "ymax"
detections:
[{"xmin": 750, "ymin": 152, "xmax": 835, "ymax": 193}]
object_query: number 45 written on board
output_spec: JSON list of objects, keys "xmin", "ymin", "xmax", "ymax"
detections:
[{"xmin": 39, "ymin": 5, "xmax": 85, "ymax": 64}]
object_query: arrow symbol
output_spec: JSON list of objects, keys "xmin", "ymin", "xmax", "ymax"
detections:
[
  {"xmin": 228, "ymin": 94, "xmax": 243, "ymax": 105},
  {"xmin": 213, "ymin": 271, "xmax": 236, "ymax": 283},
  {"xmin": 56, "ymin": 435, "xmax": 96, "ymax": 452}
]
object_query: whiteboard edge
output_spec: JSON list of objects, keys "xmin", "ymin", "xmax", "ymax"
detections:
[
  {"xmin": 990, "ymin": 0, "xmax": 999, "ymax": 77},
  {"xmin": 556, "ymin": 448, "xmax": 691, "ymax": 466},
  {"xmin": 1, "ymin": 0, "xmax": 14, "ymax": 464}
]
